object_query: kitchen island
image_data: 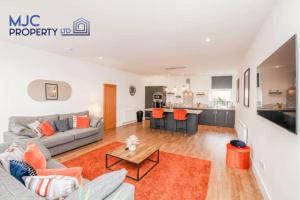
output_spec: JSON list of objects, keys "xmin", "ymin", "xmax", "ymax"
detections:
[
  {"xmin": 162, "ymin": 106, "xmax": 236, "ymax": 128},
  {"xmin": 145, "ymin": 108, "xmax": 202, "ymax": 134}
]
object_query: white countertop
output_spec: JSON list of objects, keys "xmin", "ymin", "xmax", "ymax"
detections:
[{"xmin": 145, "ymin": 108, "xmax": 202, "ymax": 114}]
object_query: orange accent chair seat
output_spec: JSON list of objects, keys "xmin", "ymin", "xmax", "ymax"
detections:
[
  {"xmin": 226, "ymin": 143, "xmax": 250, "ymax": 169},
  {"xmin": 173, "ymin": 109, "xmax": 188, "ymax": 134},
  {"xmin": 151, "ymin": 108, "xmax": 166, "ymax": 131}
]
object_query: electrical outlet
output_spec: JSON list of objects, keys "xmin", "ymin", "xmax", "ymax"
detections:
[{"xmin": 259, "ymin": 160, "xmax": 265, "ymax": 170}]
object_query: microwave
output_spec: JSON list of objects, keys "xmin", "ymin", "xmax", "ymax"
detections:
[{"xmin": 153, "ymin": 92, "xmax": 163, "ymax": 101}]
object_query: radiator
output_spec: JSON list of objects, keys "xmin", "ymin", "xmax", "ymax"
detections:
[
  {"xmin": 123, "ymin": 109, "xmax": 137, "ymax": 125},
  {"xmin": 236, "ymin": 120, "xmax": 248, "ymax": 143}
]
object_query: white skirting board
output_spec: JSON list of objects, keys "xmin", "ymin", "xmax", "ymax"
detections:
[
  {"xmin": 251, "ymin": 158, "xmax": 272, "ymax": 200},
  {"xmin": 122, "ymin": 109, "xmax": 137, "ymax": 125},
  {"xmin": 235, "ymin": 120, "xmax": 271, "ymax": 200}
]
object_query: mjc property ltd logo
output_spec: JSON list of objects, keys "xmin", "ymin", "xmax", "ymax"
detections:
[{"xmin": 9, "ymin": 15, "xmax": 90, "ymax": 36}]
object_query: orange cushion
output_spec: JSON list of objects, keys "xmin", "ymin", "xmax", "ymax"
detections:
[
  {"xmin": 36, "ymin": 167, "xmax": 83, "ymax": 183},
  {"xmin": 40, "ymin": 121, "xmax": 55, "ymax": 136},
  {"xmin": 23, "ymin": 143, "xmax": 47, "ymax": 170},
  {"xmin": 76, "ymin": 116, "xmax": 90, "ymax": 128}
]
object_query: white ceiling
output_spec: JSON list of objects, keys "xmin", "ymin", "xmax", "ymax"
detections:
[{"xmin": 0, "ymin": 0, "xmax": 276, "ymax": 75}]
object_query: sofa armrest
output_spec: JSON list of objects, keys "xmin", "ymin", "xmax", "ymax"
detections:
[
  {"xmin": 96, "ymin": 118, "xmax": 104, "ymax": 128},
  {"xmin": 3, "ymin": 131, "xmax": 31, "ymax": 142},
  {"xmin": 66, "ymin": 169, "xmax": 127, "ymax": 200},
  {"xmin": 96, "ymin": 118, "xmax": 104, "ymax": 135},
  {"xmin": 104, "ymin": 183, "xmax": 135, "ymax": 200}
]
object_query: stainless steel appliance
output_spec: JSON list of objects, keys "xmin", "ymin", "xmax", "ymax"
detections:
[{"xmin": 152, "ymin": 92, "xmax": 163, "ymax": 108}]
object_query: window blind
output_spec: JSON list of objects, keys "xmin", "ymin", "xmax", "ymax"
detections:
[{"xmin": 211, "ymin": 76, "xmax": 232, "ymax": 89}]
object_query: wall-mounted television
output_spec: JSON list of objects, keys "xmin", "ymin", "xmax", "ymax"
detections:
[{"xmin": 257, "ymin": 35, "xmax": 297, "ymax": 134}]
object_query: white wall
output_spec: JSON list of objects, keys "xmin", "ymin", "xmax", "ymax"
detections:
[
  {"xmin": 0, "ymin": 42, "xmax": 145, "ymax": 141},
  {"xmin": 235, "ymin": 0, "xmax": 300, "ymax": 199},
  {"xmin": 144, "ymin": 74, "xmax": 236, "ymax": 105}
]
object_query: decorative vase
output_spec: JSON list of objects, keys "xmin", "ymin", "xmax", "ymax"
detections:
[
  {"xmin": 126, "ymin": 135, "xmax": 139, "ymax": 152},
  {"xmin": 128, "ymin": 144, "xmax": 136, "ymax": 151}
]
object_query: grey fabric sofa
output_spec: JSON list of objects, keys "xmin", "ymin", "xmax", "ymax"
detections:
[
  {"xmin": 0, "ymin": 139, "xmax": 135, "ymax": 200},
  {"xmin": 3, "ymin": 111, "xmax": 103, "ymax": 156}
]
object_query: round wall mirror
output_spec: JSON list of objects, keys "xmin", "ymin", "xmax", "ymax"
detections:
[{"xmin": 129, "ymin": 85, "xmax": 136, "ymax": 96}]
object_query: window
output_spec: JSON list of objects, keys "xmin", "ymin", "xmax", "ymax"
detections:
[
  {"xmin": 209, "ymin": 89, "xmax": 232, "ymax": 107},
  {"xmin": 210, "ymin": 75, "xmax": 233, "ymax": 107}
]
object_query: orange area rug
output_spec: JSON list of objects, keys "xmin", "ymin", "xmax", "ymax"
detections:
[{"xmin": 63, "ymin": 142, "xmax": 211, "ymax": 200}]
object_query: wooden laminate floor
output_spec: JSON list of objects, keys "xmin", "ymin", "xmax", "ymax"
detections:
[{"xmin": 55, "ymin": 121, "xmax": 263, "ymax": 200}]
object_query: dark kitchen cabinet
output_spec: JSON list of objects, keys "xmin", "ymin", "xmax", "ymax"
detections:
[
  {"xmin": 215, "ymin": 110, "xmax": 227, "ymax": 126},
  {"xmin": 199, "ymin": 109, "xmax": 235, "ymax": 127},
  {"xmin": 225, "ymin": 110, "xmax": 235, "ymax": 127},
  {"xmin": 198, "ymin": 110, "xmax": 215, "ymax": 125}
]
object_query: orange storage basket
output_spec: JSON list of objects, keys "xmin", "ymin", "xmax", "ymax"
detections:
[{"xmin": 226, "ymin": 143, "xmax": 250, "ymax": 169}]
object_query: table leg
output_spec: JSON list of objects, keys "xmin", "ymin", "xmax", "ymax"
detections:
[
  {"xmin": 105, "ymin": 154, "xmax": 108, "ymax": 168},
  {"xmin": 137, "ymin": 164, "xmax": 140, "ymax": 181}
]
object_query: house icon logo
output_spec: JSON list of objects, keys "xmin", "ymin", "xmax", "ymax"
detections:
[
  {"xmin": 73, "ymin": 18, "xmax": 90, "ymax": 35},
  {"xmin": 61, "ymin": 17, "xmax": 90, "ymax": 36}
]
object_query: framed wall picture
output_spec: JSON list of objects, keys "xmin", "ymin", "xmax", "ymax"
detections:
[
  {"xmin": 244, "ymin": 68, "xmax": 250, "ymax": 107},
  {"xmin": 236, "ymin": 78, "xmax": 240, "ymax": 103},
  {"xmin": 45, "ymin": 83, "xmax": 58, "ymax": 100}
]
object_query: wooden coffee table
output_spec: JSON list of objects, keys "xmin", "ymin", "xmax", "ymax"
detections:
[{"xmin": 105, "ymin": 144, "xmax": 159, "ymax": 181}]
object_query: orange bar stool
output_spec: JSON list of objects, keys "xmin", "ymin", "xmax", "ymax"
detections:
[
  {"xmin": 173, "ymin": 109, "xmax": 187, "ymax": 135},
  {"xmin": 151, "ymin": 108, "xmax": 166, "ymax": 131},
  {"xmin": 226, "ymin": 143, "xmax": 251, "ymax": 169}
]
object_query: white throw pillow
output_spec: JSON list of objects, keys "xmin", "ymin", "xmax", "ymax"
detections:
[
  {"xmin": 23, "ymin": 175, "xmax": 79, "ymax": 200},
  {"xmin": 0, "ymin": 143, "xmax": 24, "ymax": 171},
  {"xmin": 27, "ymin": 121, "xmax": 43, "ymax": 137}
]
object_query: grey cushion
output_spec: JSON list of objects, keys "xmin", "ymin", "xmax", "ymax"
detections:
[
  {"xmin": 0, "ymin": 143, "xmax": 11, "ymax": 154},
  {"xmin": 37, "ymin": 114, "xmax": 59, "ymax": 123},
  {"xmin": 90, "ymin": 116, "xmax": 101, "ymax": 128},
  {"xmin": 41, "ymin": 132, "xmax": 74, "ymax": 148},
  {"xmin": 10, "ymin": 122, "xmax": 36, "ymax": 138},
  {"xmin": 66, "ymin": 169, "xmax": 127, "ymax": 200},
  {"xmin": 67, "ymin": 128, "xmax": 99, "ymax": 140},
  {"xmin": 54, "ymin": 119, "xmax": 70, "ymax": 132},
  {"xmin": 59, "ymin": 111, "xmax": 89, "ymax": 128},
  {"xmin": 8, "ymin": 116, "xmax": 38, "ymax": 132}
]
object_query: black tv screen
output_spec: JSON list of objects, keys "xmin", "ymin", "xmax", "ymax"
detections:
[{"xmin": 257, "ymin": 35, "xmax": 297, "ymax": 134}]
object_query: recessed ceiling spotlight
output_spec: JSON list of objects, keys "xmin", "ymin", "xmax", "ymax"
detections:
[
  {"xmin": 205, "ymin": 37, "xmax": 211, "ymax": 43},
  {"xmin": 165, "ymin": 66, "xmax": 187, "ymax": 70},
  {"xmin": 98, "ymin": 56, "xmax": 103, "ymax": 60},
  {"xmin": 64, "ymin": 47, "xmax": 74, "ymax": 51}
]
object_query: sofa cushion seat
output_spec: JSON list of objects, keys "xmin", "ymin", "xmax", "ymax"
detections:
[
  {"xmin": 47, "ymin": 159, "xmax": 66, "ymax": 169},
  {"xmin": 41, "ymin": 132, "xmax": 75, "ymax": 148},
  {"xmin": 67, "ymin": 128, "xmax": 99, "ymax": 140}
]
